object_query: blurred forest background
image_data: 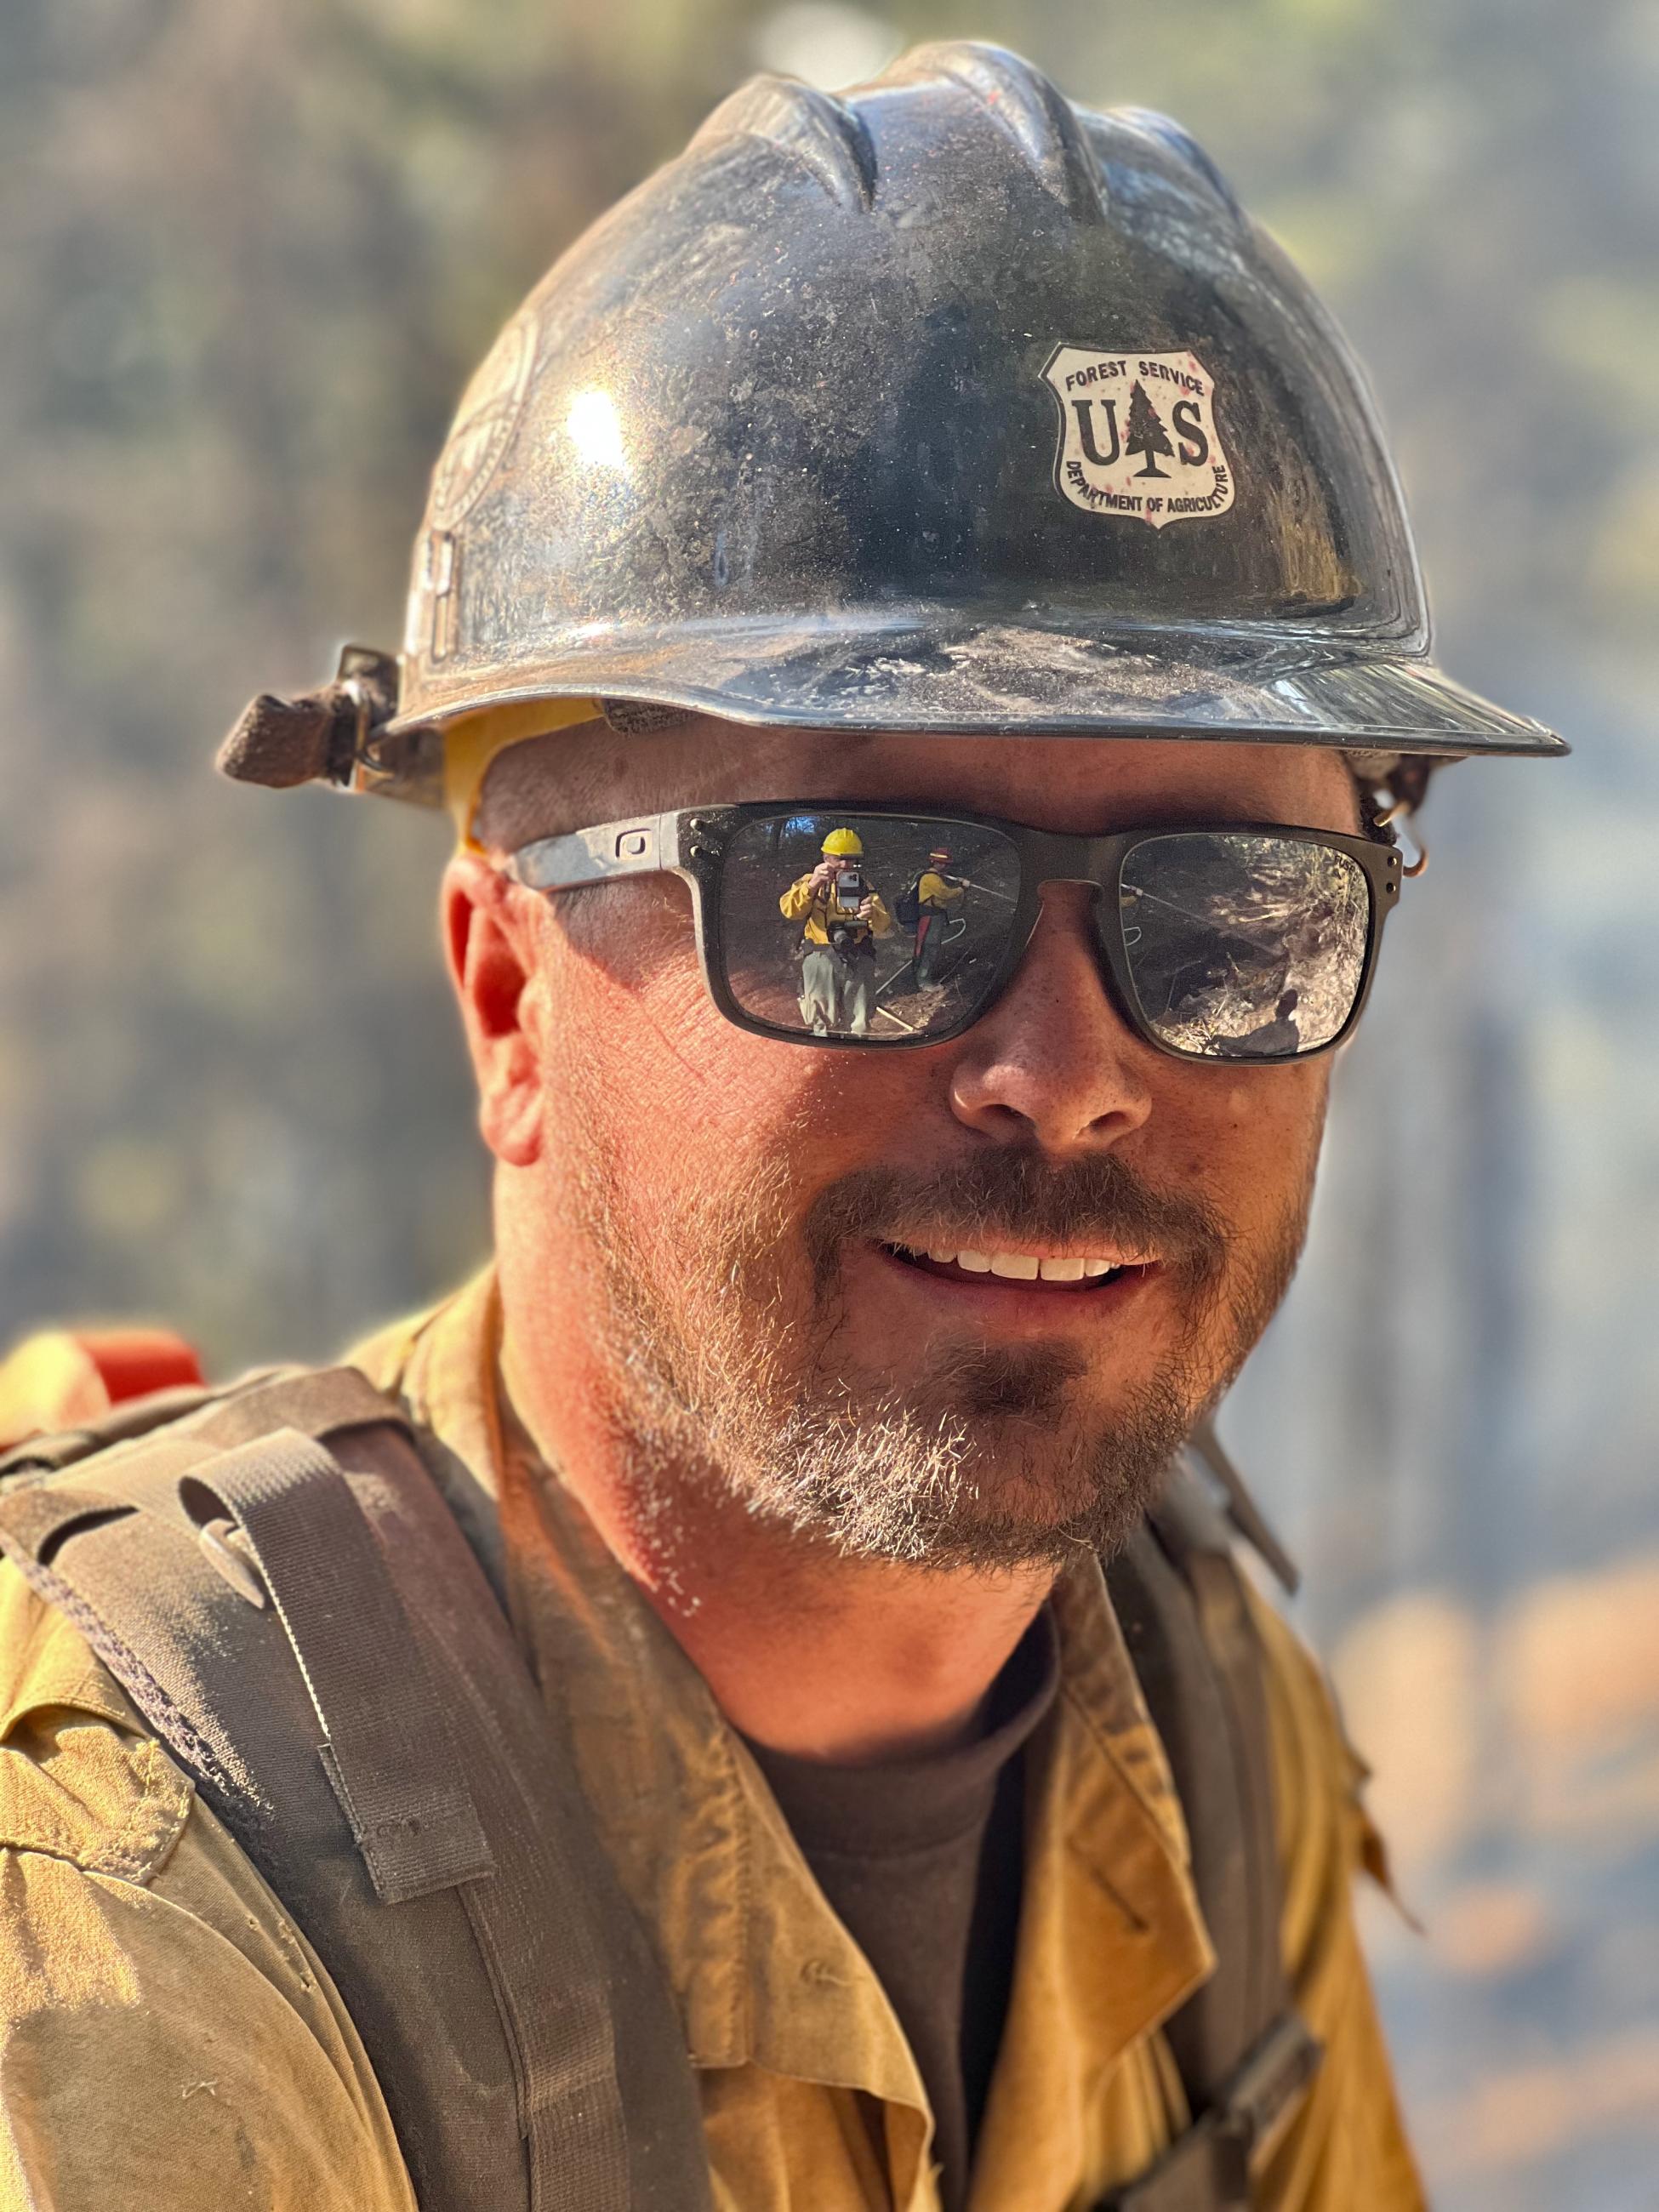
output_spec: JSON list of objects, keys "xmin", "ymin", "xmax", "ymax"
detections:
[{"xmin": 2, "ymin": 1, "xmax": 1655, "ymax": 2204}]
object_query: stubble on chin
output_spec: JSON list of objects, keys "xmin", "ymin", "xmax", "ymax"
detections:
[{"xmin": 549, "ymin": 1066, "xmax": 1316, "ymax": 1571}]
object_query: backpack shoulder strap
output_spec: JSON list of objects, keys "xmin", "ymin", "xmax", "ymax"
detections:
[
  {"xmin": 0, "ymin": 1367, "xmax": 710, "ymax": 2212},
  {"xmin": 1103, "ymin": 1450, "xmax": 1322, "ymax": 2209}
]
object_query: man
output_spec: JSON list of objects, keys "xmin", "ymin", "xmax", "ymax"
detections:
[
  {"xmin": 781, "ymin": 825, "xmax": 893, "ymax": 1033},
  {"xmin": 0, "ymin": 42, "xmax": 1564, "ymax": 2212},
  {"xmin": 1215, "ymin": 989, "xmax": 1302, "ymax": 1060},
  {"xmin": 909, "ymin": 846, "xmax": 966, "ymax": 989}
]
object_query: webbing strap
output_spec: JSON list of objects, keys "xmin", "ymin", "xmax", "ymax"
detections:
[
  {"xmin": 192, "ymin": 1364, "xmax": 414, "ymax": 1451},
  {"xmin": 0, "ymin": 1481, "xmax": 135, "ymax": 1563},
  {"xmin": 1102, "ymin": 2015, "xmax": 1324, "ymax": 2210},
  {"xmin": 1186, "ymin": 1416, "xmax": 1299, "ymax": 1597},
  {"xmin": 1109, "ymin": 2115, "xmax": 1247, "ymax": 2212},
  {"xmin": 0, "ymin": 1484, "xmax": 250, "ymax": 1804},
  {"xmin": 1150, "ymin": 1468, "xmax": 1291, "ymax": 2070},
  {"xmin": 189, "ymin": 1428, "xmax": 493, "ymax": 1905},
  {"xmin": 0, "ymin": 1361, "xmax": 390, "ymax": 1484},
  {"xmin": 451, "ymin": 1708, "xmax": 632, "ymax": 2212},
  {"xmin": 194, "ymin": 1402, "xmax": 641, "ymax": 2212},
  {"xmin": 1103, "ymin": 1462, "xmax": 1323, "ymax": 2209},
  {"xmin": 0, "ymin": 1385, "xmax": 213, "ymax": 1478},
  {"xmin": 0, "ymin": 1369, "xmax": 706, "ymax": 2211}
]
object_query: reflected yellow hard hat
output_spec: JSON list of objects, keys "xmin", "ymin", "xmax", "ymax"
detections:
[{"xmin": 821, "ymin": 828, "xmax": 864, "ymax": 857}]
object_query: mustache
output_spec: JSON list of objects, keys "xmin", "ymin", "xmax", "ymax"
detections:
[{"xmin": 803, "ymin": 1150, "xmax": 1230, "ymax": 1291}]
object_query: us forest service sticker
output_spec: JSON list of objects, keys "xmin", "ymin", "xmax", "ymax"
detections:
[{"xmin": 1042, "ymin": 346, "xmax": 1234, "ymax": 528}]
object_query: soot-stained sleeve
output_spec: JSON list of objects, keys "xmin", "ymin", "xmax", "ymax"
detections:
[{"xmin": 0, "ymin": 1569, "xmax": 416, "ymax": 2212}]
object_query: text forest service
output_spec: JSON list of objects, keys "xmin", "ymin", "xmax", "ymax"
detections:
[{"xmin": 1042, "ymin": 345, "xmax": 1237, "ymax": 529}]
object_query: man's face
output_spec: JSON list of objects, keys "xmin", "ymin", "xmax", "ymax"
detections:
[{"xmin": 457, "ymin": 723, "xmax": 1360, "ymax": 1575}]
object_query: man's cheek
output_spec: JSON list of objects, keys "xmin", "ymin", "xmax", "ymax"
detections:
[
  {"xmin": 551, "ymin": 877, "xmax": 700, "ymax": 999},
  {"xmin": 1167, "ymin": 1066, "xmax": 1327, "ymax": 1189},
  {"xmin": 552, "ymin": 949, "xmax": 791, "ymax": 1178}
]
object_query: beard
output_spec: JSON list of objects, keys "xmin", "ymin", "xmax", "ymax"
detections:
[{"xmin": 556, "ymin": 1088, "xmax": 1312, "ymax": 1575}]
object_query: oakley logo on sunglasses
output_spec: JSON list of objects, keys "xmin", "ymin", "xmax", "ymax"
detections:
[{"xmin": 1042, "ymin": 345, "xmax": 1235, "ymax": 528}]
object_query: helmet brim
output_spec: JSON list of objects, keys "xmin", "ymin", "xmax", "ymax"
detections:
[{"xmin": 392, "ymin": 609, "xmax": 1566, "ymax": 760}]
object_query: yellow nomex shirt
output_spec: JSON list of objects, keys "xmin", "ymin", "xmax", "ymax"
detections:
[
  {"xmin": 915, "ymin": 869, "xmax": 965, "ymax": 911},
  {"xmin": 0, "ymin": 1273, "xmax": 1424, "ymax": 2211},
  {"xmin": 780, "ymin": 872, "xmax": 895, "ymax": 944}
]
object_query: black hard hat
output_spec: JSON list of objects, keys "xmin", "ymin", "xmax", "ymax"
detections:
[{"xmin": 219, "ymin": 42, "xmax": 1564, "ymax": 807}]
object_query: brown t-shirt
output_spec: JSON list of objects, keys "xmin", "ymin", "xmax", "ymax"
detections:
[{"xmin": 747, "ymin": 1611, "xmax": 1060, "ymax": 2212}]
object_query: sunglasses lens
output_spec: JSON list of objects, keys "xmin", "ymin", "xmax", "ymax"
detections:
[
  {"xmin": 1117, "ymin": 832, "xmax": 1372, "ymax": 1059},
  {"xmin": 715, "ymin": 812, "xmax": 1021, "ymax": 1042}
]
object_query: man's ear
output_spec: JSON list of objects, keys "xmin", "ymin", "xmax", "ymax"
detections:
[{"xmin": 442, "ymin": 852, "xmax": 546, "ymax": 1168}]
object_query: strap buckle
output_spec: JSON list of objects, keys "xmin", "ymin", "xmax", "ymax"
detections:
[{"xmin": 1098, "ymin": 2015, "xmax": 1323, "ymax": 2212}]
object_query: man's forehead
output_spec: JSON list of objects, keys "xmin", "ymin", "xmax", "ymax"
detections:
[
  {"xmin": 476, "ymin": 717, "xmax": 879, "ymax": 845},
  {"xmin": 472, "ymin": 712, "xmax": 1357, "ymax": 850}
]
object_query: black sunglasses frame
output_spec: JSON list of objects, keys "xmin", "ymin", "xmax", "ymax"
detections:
[{"xmin": 507, "ymin": 802, "xmax": 1404, "ymax": 1063}]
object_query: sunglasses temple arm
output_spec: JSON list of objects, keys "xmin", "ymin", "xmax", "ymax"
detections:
[{"xmin": 508, "ymin": 812, "xmax": 684, "ymax": 893}]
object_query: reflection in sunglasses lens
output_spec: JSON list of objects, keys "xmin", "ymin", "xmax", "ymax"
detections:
[
  {"xmin": 717, "ymin": 814, "xmax": 1022, "ymax": 1042},
  {"xmin": 1118, "ymin": 833, "xmax": 1371, "ymax": 1058}
]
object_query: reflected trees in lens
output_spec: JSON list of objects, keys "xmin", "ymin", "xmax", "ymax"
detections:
[{"xmin": 1119, "ymin": 834, "xmax": 1370, "ymax": 1058}]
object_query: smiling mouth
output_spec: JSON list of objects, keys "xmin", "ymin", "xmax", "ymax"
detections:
[{"xmin": 881, "ymin": 1241, "xmax": 1157, "ymax": 1291}]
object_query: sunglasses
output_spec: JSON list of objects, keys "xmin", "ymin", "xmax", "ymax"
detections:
[{"xmin": 507, "ymin": 803, "xmax": 1403, "ymax": 1063}]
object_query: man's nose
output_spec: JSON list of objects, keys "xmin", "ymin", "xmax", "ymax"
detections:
[{"xmin": 946, "ymin": 882, "xmax": 1154, "ymax": 1154}]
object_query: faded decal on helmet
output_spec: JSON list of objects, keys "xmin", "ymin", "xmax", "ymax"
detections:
[
  {"xmin": 430, "ymin": 311, "xmax": 539, "ymax": 531},
  {"xmin": 1042, "ymin": 346, "xmax": 1234, "ymax": 528},
  {"xmin": 407, "ymin": 311, "xmax": 539, "ymax": 662}
]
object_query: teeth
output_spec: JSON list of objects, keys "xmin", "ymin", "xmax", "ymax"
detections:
[
  {"xmin": 989, "ymin": 1252, "xmax": 1040, "ymax": 1280},
  {"xmin": 901, "ymin": 1245, "xmax": 1134, "ymax": 1280}
]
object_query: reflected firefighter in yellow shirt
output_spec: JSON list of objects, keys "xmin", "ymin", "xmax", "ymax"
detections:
[
  {"xmin": 779, "ymin": 827, "xmax": 893, "ymax": 1035},
  {"xmin": 909, "ymin": 846, "xmax": 966, "ymax": 989}
]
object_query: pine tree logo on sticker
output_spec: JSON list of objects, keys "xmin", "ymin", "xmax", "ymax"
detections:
[{"xmin": 1041, "ymin": 345, "xmax": 1234, "ymax": 528}]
